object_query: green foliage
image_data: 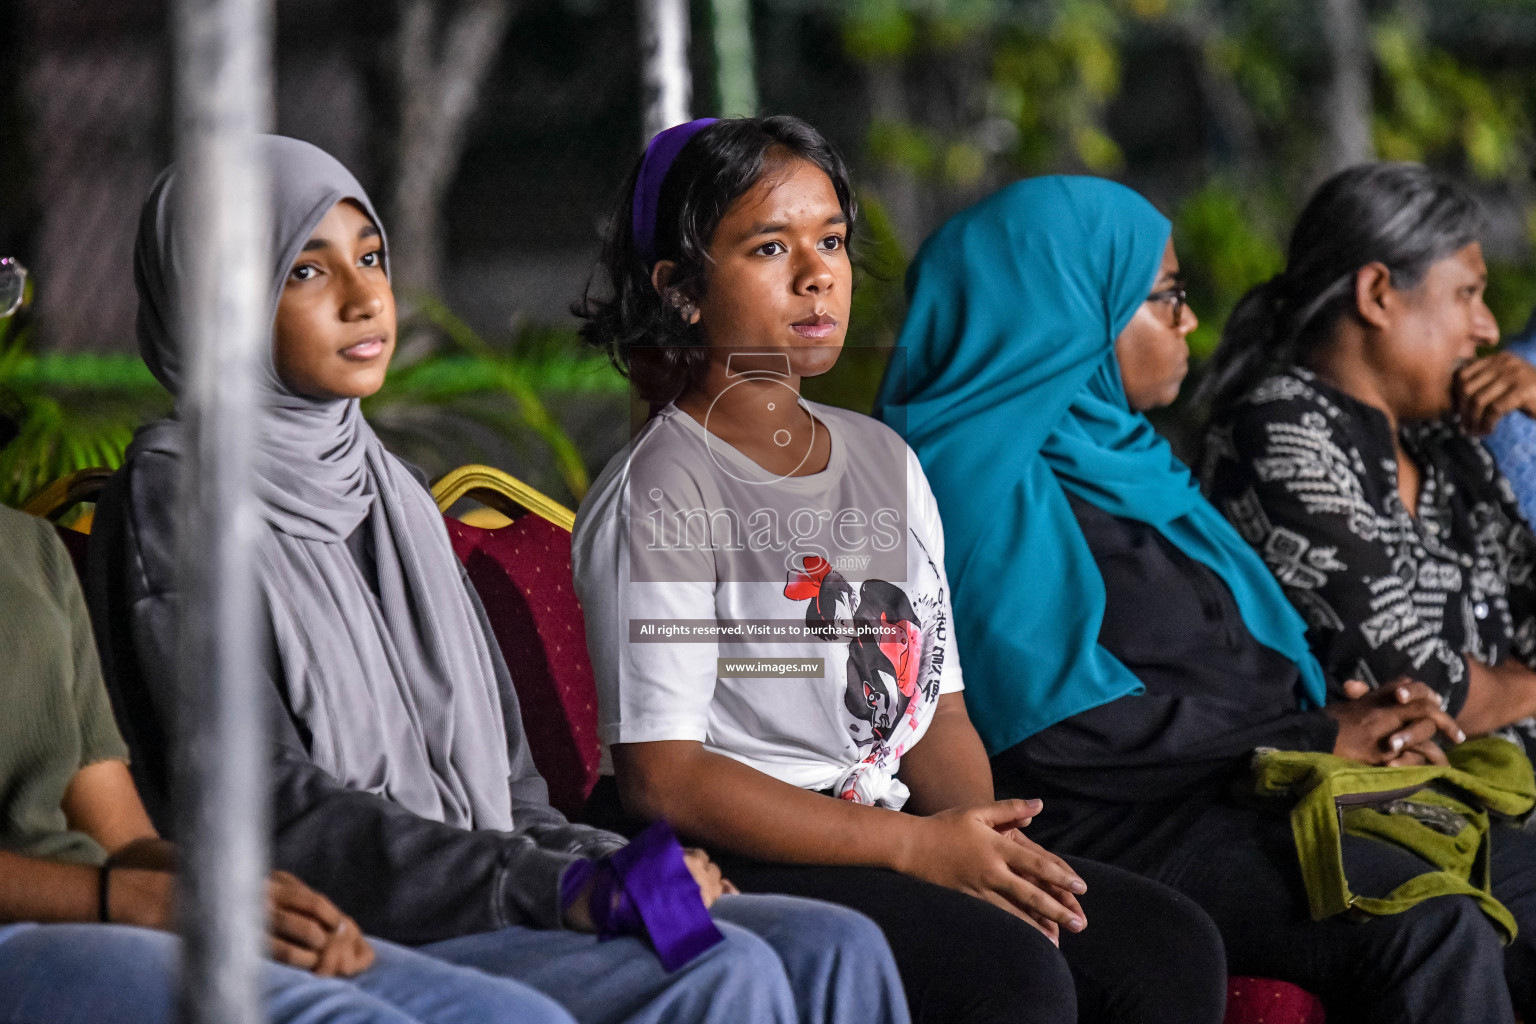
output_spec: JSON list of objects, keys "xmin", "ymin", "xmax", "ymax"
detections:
[
  {"xmin": 842, "ymin": 0, "xmax": 918, "ymax": 61},
  {"xmin": 847, "ymin": 191, "xmax": 909, "ymax": 351},
  {"xmin": 990, "ymin": 2, "xmax": 1124, "ymax": 173},
  {"xmin": 1172, "ymin": 180, "xmax": 1286, "ymax": 361},
  {"xmin": 844, "ymin": 0, "xmax": 1127, "ymax": 188},
  {"xmin": 0, "ymin": 279, "xmax": 625, "ymax": 509},
  {"xmin": 367, "ymin": 299, "xmax": 626, "ymax": 501},
  {"xmin": 1373, "ymin": 17, "xmax": 1530, "ymax": 181},
  {"xmin": 1487, "ymin": 260, "xmax": 1536, "ymax": 339},
  {"xmin": 0, "ymin": 298, "xmax": 170, "ymax": 509},
  {"xmin": 841, "ymin": 0, "xmax": 1005, "ymax": 61},
  {"xmin": 866, "ymin": 117, "xmax": 942, "ymax": 177}
]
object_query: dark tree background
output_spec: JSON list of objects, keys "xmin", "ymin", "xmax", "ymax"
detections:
[{"xmin": 4, "ymin": 0, "xmax": 1536, "ymax": 504}]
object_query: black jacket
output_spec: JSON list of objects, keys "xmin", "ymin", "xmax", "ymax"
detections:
[
  {"xmin": 993, "ymin": 492, "xmax": 1338, "ymax": 870},
  {"xmin": 86, "ymin": 448, "xmax": 623, "ymax": 945}
]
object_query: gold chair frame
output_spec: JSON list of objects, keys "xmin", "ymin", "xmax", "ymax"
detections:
[
  {"xmin": 21, "ymin": 467, "xmax": 114, "ymax": 526},
  {"xmin": 22, "ymin": 465, "xmax": 573, "ymax": 535},
  {"xmin": 430, "ymin": 464, "xmax": 576, "ymax": 533}
]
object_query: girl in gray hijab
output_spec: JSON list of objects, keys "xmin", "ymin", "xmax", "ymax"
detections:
[
  {"xmin": 89, "ymin": 134, "xmax": 906, "ymax": 1024},
  {"xmin": 0, "ymin": 504, "xmax": 581, "ymax": 1024}
]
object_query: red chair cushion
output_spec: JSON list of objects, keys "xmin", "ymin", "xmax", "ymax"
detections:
[
  {"xmin": 1226, "ymin": 977, "xmax": 1325, "ymax": 1024},
  {"xmin": 446, "ymin": 513, "xmax": 601, "ymax": 819}
]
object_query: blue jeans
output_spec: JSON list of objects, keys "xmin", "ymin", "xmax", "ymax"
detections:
[
  {"xmin": 0, "ymin": 922, "xmax": 574, "ymax": 1024},
  {"xmin": 420, "ymin": 893, "xmax": 910, "ymax": 1024}
]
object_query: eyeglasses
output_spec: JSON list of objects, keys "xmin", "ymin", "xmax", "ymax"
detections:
[
  {"xmin": 1146, "ymin": 285, "xmax": 1187, "ymax": 329},
  {"xmin": 0, "ymin": 259, "xmax": 27, "ymax": 319}
]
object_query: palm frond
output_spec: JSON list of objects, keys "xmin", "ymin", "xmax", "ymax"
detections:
[
  {"xmin": 371, "ymin": 298, "xmax": 624, "ymax": 501},
  {"xmin": 0, "ymin": 310, "xmax": 172, "ymax": 507},
  {"xmin": 0, "ymin": 289, "xmax": 620, "ymax": 509}
]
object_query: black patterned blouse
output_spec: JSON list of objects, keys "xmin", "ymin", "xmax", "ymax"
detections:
[{"xmin": 1201, "ymin": 366, "xmax": 1536, "ymax": 748}]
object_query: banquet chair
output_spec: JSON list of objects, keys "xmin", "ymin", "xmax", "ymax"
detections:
[
  {"xmin": 21, "ymin": 466, "xmax": 111, "ymax": 576},
  {"xmin": 432, "ymin": 464, "xmax": 600, "ymax": 819}
]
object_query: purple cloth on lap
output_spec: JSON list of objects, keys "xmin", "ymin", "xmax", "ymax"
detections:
[{"xmin": 559, "ymin": 820, "xmax": 725, "ymax": 971}]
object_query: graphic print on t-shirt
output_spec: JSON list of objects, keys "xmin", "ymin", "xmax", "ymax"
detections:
[
  {"xmin": 783, "ymin": 530, "xmax": 948, "ymax": 801},
  {"xmin": 574, "ymin": 400, "xmax": 963, "ymax": 807}
]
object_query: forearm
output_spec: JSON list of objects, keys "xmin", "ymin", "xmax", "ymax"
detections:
[
  {"xmin": 108, "ymin": 837, "xmax": 177, "ymax": 871},
  {"xmin": 897, "ymin": 694, "xmax": 996, "ymax": 815},
  {"xmin": 613, "ymin": 742, "xmax": 919, "ymax": 871},
  {"xmin": 615, "ymin": 742, "xmax": 1090, "ymax": 935},
  {"xmin": 273, "ymin": 747, "xmax": 599, "ymax": 943},
  {"xmin": 0, "ymin": 852, "xmax": 100, "ymax": 924},
  {"xmin": 1458, "ymin": 657, "xmax": 1536, "ymax": 735}
]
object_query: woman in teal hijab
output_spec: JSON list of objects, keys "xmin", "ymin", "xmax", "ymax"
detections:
[
  {"xmin": 876, "ymin": 175, "xmax": 1325, "ymax": 751},
  {"xmin": 876, "ymin": 176, "xmax": 1521, "ymax": 1024}
]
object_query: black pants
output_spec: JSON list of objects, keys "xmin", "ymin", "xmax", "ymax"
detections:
[
  {"xmin": 712, "ymin": 852, "xmax": 1227, "ymax": 1024},
  {"xmin": 1032, "ymin": 799, "xmax": 1536, "ymax": 1024}
]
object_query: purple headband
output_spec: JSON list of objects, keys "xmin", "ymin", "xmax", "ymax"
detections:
[{"xmin": 632, "ymin": 118, "xmax": 718, "ymax": 264}]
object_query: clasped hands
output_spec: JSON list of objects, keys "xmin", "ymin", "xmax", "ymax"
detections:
[{"xmin": 1326, "ymin": 677, "xmax": 1466, "ymax": 767}]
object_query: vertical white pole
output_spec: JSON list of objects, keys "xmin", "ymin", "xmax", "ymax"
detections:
[
  {"xmin": 639, "ymin": 0, "xmax": 692, "ymax": 141},
  {"xmin": 1321, "ymin": 0, "xmax": 1374, "ymax": 173},
  {"xmin": 171, "ymin": 0, "xmax": 272, "ymax": 1021}
]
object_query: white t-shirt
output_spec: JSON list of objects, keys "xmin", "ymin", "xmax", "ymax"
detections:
[{"xmin": 572, "ymin": 400, "xmax": 963, "ymax": 809}]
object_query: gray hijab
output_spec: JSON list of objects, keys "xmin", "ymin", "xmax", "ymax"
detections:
[{"xmin": 130, "ymin": 135, "xmax": 515, "ymax": 832}]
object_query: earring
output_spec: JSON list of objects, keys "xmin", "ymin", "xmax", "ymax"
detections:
[{"xmin": 671, "ymin": 293, "xmax": 698, "ymax": 322}]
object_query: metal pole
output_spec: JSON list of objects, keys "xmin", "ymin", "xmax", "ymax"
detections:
[
  {"xmin": 1321, "ymin": 0, "xmax": 1374, "ymax": 173},
  {"xmin": 710, "ymin": 0, "xmax": 756, "ymax": 118},
  {"xmin": 639, "ymin": 0, "xmax": 692, "ymax": 141},
  {"xmin": 171, "ymin": 0, "xmax": 273, "ymax": 1021}
]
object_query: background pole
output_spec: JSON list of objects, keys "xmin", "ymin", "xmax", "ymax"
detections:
[{"xmin": 639, "ymin": 0, "xmax": 692, "ymax": 141}]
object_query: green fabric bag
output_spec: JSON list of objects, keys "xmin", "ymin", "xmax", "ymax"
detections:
[{"xmin": 1252, "ymin": 737, "xmax": 1536, "ymax": 943}]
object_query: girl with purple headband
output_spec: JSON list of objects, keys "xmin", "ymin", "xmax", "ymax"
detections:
[
  {"xmin": 88, "ymin": 134, "xmax": 907, "ymax": 1024},
  {"xmin": 572, "ymin": 115, "xmax": 1227, "ymax": 1024}
]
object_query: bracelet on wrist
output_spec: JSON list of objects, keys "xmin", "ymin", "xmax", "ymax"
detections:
[{"xmin": 98, "ymin": 859, "xmax": 115, "ymax": 923}]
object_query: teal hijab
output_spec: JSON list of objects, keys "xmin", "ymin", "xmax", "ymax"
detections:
[{"xmin": 874, "ymin": 176, "xmax": 1326, "ymax": 756}]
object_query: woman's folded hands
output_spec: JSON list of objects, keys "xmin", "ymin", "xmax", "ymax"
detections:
[
  {"xmin": 1327, "ymin": 678, "xmax": 1464, "ymax": 767},
  {"xmin": 892, "ymin": 797, "xmax": 1087, "ymax": 946},
  {"xmin": 266, "ymin": 870, "xmax": 374, "ymax": 977}
]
